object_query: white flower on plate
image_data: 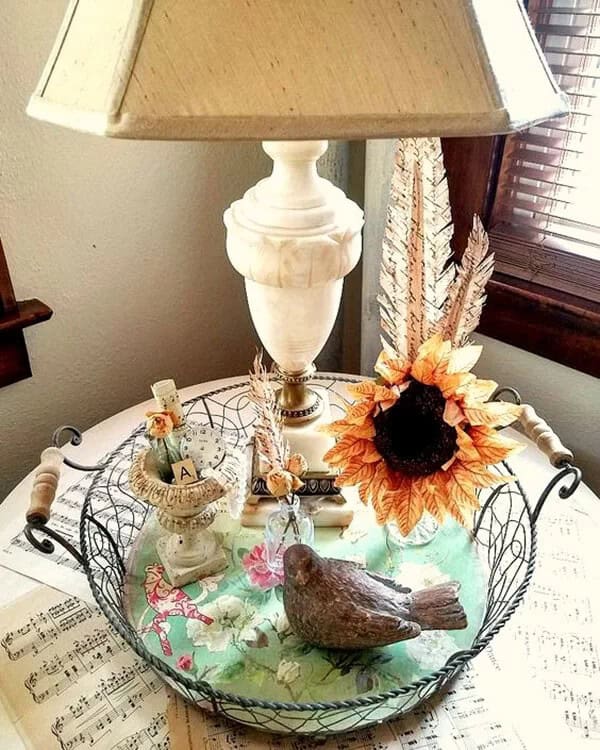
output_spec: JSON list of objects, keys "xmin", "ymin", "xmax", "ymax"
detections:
[
  {"xmin": 276, "ymin": 659, "xmax": 301, "ymax": 685},
  {"xmin": 273, "ymin": 611, "xmax": 292, "ymax": 635},
  {"xmin": 395, "ymin": 562, "xmax": 450, "ymax": 590},
  {"xmin": 405, "ymin": 630, "xmax": 457, "ymax": 671},
  {"xmin": 186, "ymin": 595, "xmax": 264, "ymax": 652}
]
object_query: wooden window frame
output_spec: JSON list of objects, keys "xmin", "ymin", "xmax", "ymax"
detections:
[
  {"xmin": 442, "ymin": 136, "xmax": 600, "ymax": 378},
  {"xmin": 0, "ymin": 237, "xmax": 52, "ymax": 387}
]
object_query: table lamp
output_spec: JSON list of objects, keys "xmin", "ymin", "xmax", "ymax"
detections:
[{"xmin": 27, "ymin": 0, "xmax": 566, "ymax": 493}]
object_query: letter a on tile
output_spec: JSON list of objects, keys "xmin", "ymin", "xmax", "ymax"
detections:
[{"xmin": 172, "ymin": 458, "xmax": 199, "ymax": 485}]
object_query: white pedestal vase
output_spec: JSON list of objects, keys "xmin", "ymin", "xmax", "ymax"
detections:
[{"xmin": 129, "ymin": 444, "xmax": 246, "ymax": 587}]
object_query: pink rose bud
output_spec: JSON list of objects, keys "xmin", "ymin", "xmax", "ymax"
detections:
[
  {"xmin": 176, "ymin": 654, "xmax": 194, "ymax": 671},
  {"xmin": 145, "ymin": 411, "xmax": 175, "ymax": 439}
]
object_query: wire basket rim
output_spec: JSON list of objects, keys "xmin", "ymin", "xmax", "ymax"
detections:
[{"xmin": 79, "ymin": 377, "xmax": 538, "ymax": 714}]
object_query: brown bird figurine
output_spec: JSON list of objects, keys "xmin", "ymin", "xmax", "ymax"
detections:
[{"xmin": 283, "ymin": 545, "xmax": 467, "ymax": 650}]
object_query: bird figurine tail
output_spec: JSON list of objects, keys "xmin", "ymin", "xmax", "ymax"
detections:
[{"xmin": 407, "ymin": 581, "xmax": 467, "ymax": 631}]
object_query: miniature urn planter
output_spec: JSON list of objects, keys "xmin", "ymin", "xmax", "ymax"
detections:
[{"xmin": 129, "ymin": 448, "xmax": 229, "ymax": 586}]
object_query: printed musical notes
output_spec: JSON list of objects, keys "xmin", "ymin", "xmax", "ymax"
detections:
[
  {"xmin": 0, "ymin": 587, "xmax": 167, "ymax": 750},
  {"xmin": 489, "ymin": 499, "xmax": 600, "ymax": 743},
  {"xmin": 167, "ymin": 658, "xmax": 571, "ymax": 750}
]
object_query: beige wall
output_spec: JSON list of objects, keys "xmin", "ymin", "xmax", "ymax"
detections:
[
  {"xmin": 474, "ymin": 335, "xmax": 600, "ymax": 494},
  {"xmin": 0, "ymin": 2, "xmax": 345, "ymax": 498},
  {"xmin": 0, "ymin": 2, "xmax": 261, "ymax": 497}
]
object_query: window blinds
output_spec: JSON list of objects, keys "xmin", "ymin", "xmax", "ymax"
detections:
[{"xmin": 492, "ymin": 0, "xmax": 600, "ymax": 256}]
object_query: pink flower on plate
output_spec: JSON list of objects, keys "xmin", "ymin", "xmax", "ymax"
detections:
[
  {"xmin": 176, "ymin": 653, "xmax": 194, "ymax": 671},
  {"xmin": 242, "ymin": 544, "xmax": 284, "ymax": 590}
]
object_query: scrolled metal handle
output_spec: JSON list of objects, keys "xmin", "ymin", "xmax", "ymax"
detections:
[
  {"xmin": 52, "ymin": 425, "xmax": 107, "ymax": 472},
  {"xmin": 532, "ymin": 463, "xmax": 582, "ymax": 523}
]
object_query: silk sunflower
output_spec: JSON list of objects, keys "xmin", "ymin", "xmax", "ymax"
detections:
[{"xmin": 322, "ymin": 334, "xmax": 523, "ymax": 534}]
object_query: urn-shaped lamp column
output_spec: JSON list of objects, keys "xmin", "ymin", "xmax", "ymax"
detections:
[{"xmin": 224, "ymin": 140, "xmax": 363, "ymax": 470}]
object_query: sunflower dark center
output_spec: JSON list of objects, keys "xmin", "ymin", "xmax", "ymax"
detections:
[{"xmin": 373, "ymin": 380, "xmax": 457, "ymax": 477}]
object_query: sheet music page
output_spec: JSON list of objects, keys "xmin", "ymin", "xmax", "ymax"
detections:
[
  {"xmin": 488, "ymin": 495, "xmax": 600, "ymax": 744},
  {"xmin": 0, "ymin": 586, "xmax": 167, "ymax": 750},
  {"xmin": 167, "ymin": 650, "xmax": 575, "ymax": 750},
  {"xmin": 0, "ymin": 474, "xmax": 96, "ymax": 602}
]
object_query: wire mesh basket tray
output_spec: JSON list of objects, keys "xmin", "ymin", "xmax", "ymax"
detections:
[{"xmin": 24, "ymin": 377, "xmax": 582, "ymax": 736}]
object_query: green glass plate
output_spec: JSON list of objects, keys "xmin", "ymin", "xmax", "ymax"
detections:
[{"xmin": 123, "ymin": 503, "xmax": 486, "ymax": 706}]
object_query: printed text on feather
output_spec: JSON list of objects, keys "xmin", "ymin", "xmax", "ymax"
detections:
[
  {"xmin": 283, "ymin": 545, "xmax": 467, "ymax": 650},
  {"xmin": 323, "ymin": 139, "xmax": 523, "ymax": 535}
]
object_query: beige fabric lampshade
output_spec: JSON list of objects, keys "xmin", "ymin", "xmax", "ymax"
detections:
[{"xmin": 27, "ymin": 0, "xmax": 568, "ymax": 141}]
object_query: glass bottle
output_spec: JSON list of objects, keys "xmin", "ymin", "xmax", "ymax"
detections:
[
  {"xmin": 151, "ymin": 379, "xmax": 190, "ymax": 443},
  {"xmin": 265, "ymin": 494, "xmax": 314, "ymax": 573},
  {"xmin": 148, "ymin": 433, "xmax": 183, "ymax": 483},
  {"xmin": 386, "ymin": 513, "xmax": 439, "ymax": 548}
]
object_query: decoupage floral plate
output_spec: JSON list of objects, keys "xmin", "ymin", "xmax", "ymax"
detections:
[{"xmin": 123, "ymin": 500, "xmax": 487, "ymax": 706}]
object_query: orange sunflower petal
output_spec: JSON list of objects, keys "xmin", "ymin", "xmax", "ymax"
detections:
[
  {"xmin": 373, "ymin": 384, "xmax": 399, "ymax": 405},
  {"xmin": 442, "ymin": 466, "xmax": 478, "ymax": 521},
  {"xmin": 346, "ymin": 381, "xmax": 377, "ymax": 401},
  {"xmin": 374, "ymin": 350, "xmax": 411, "ymax": 385},
  {"xmin": 372, "ymin": 461, "xmax": 393, "ymax": 495},
  {"xmin": 455, "ymin": 425, "xmax": 482, "ymax": 463},
  {"xmin": 463, "ymin": 401, "xmax": 522, "ymax": 428},
  {"xmin": 446, "ymin": 345, "xmax": 482, "ymax": 374},
  {"xmin": 387, "ymin": 477, "xmax": 425, "ymax": 535},
  {"xmin": 358, "ymin": 481, "xmax": 371, "ymax": 506},
  {"xmin": 436, "ymin": 371, "xmax": 476, "ymax": 399},
  {"xmin": 361, "ymin": 442, "xmax": 382, "ymax": 463},
  {"xmin": 335, "ymin": 460, "xmax": 377, "ymax": 487},
  {"xmin": 325, "ymin": 433, "xmax": 373, "ymax": 463},
  {"xmin": 457, "ymin": 378, "xmax": 498, "ymax": 404},
  {"xmin": 469, "ymin": 425, "xmax": 524, "ymax": 464},
  {"xmin": 346, "ymin": 400, "xmax": 376, "ymax": 425},
  {"xmin": 443, "ymin": 399, "xmax": 465, "ymax": 427},
  {"xmin": 319, "ymin": 420, "xmax": 350, "ymax": 437},
  {"xmin": 418, "ymin": 473, "xmax": 447, "ymax": 523},
  {"xmin": 457, "ymin": 460, "xmax": 513, "ymax": 489},
  {"xmin": 371, "ymin": 488, "xmax": 397, "ymax": 526},
  {"xmin": 348, "ymin": 417, "xmax": 377, "ymax": 439},
  {"xmin": 411, "ymin": 335, "xmax": 451, "ymax": 385}
]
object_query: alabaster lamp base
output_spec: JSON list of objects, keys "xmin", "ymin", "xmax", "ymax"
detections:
[{"xmin": 281, "ymin": 385, "xmax": 335, "ymax": 472}]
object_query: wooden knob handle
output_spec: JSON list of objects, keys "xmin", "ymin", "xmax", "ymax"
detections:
[
  {"xmin": 27, "ymin": 447, "xmax": 63, "ymax": 524},
  {"xmin": 517, "ymin": 404, "xmax": 574, "ymax": 468}
]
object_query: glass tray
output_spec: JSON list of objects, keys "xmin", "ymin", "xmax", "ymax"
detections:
[{"xmin": 123, "ymin": 507, "xmax": 487, "ymax": 708}]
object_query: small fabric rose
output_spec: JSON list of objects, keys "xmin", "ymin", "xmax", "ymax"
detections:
[
  {"xmin": 286, "ymin": 453, "xmax": 308, "ymax": 477},
  {"xmin": 145, "ymin": 411, "xmax": 175, "ymax": 439},
  {"xmin": 266, "ymin": 468, "xmax": 303, "ymax": 497},
  {"xmin": 242, "ymin": 543, "xmax": 284, "ymax": 589},
  {"xmin": 276, "ymin": 659, "xmax": 301, "ymax": 685},
  {"xmin": 176, "ymin": 653, "xmax": 194, "ymax": 671}
]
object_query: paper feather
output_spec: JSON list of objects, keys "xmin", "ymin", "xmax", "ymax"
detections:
[
  {"xmin": 378, "ymin": 138, "xmax": 454, "ymax": 361},
  {"xmin": 438, "ymin": 215, "xmax": 494, "ymax": 347},
  {"xmin": 248, "ymin": 351, "xmax": 289, "ymax": 472}
]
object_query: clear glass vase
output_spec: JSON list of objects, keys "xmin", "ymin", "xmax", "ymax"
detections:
[
  {"xmin": 386, "ymin": 513, "xmax": 439, "ymax": 548},
  {"xmin": 149, "ymin": 434, "xmax": 182, "ymax": 483},
  {"xmin": 265, "ymin": 495, "xmax": 314, "ymax": 573}
]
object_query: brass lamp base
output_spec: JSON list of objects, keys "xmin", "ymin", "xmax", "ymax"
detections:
[{"xmin": 275, "ymin": 364, "xmax": 323, "ymax": 425}]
